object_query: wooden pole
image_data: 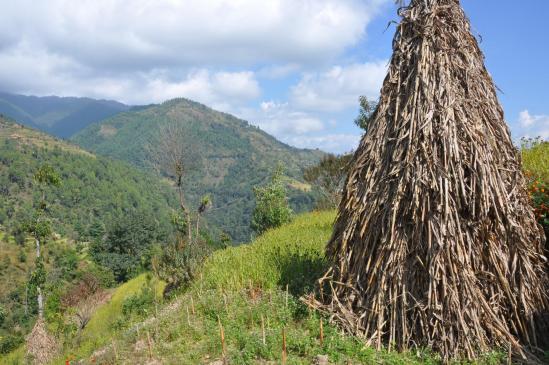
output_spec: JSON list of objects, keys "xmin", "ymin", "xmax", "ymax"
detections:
[
  {"xmin": 218, "ymin": 315, "xmax": 227, "ymax": 363},
  {"xmin": 146, "ymin": 330, "xmax": 153, "ymax": 360},
  {"xmin": 261, "ymin": 315, "xmax": 266, "ymax": 345},
  {"xmin": 223, "ymin": 292, "xmax": 228, "ymax": 313},
  {"xmin": 285, "ymin": 284, "xmax": 289, "ymax": 308},
  {"xmin": 281, "ymin": 327, "xmax": 287, "ymax": 365},
  {"xmin": 319, "ymin": 318, "xmax": 324, "ymax": 346},
  {"xmin": 112, "ymin": 340, "xmax": 118, "ymax": 362}
]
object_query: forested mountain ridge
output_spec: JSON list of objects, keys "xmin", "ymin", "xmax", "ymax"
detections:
[
  {"xmin": 0, "ymin": 92, "xmax": 130, "ymax": 138},
  {"xmin": 72, "ymin": 98, "xmax": 325, "ymax": 242},
  {"xmin": 0, "ymin": 115, "xmax": 177, "ymax": 241}
]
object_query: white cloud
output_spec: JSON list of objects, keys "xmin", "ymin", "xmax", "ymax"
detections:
[
  {"xmin": 285, "ymin": 134, "xmax": 361, "ymax": 153},
  {"xmin": 517, "ymin": 110, "xmax": 549, "ymax": 139},
  {"xmin": 0, "ymin": 0, "xmax": 391, "ymax": 152},
  {"xmin": 146, "ymin": 70, "xmax": 260, "ymax": 106},
  {"xmin": 291, "ymin": 61, "xmax": 387, "ymax": 112},
  {"xmin": 243, "ymin": 101, "xmax": 325, "ymax": 136},
  {"xmin": 0, "ymin": 0, "xmax": 388, "ymax": 98}
]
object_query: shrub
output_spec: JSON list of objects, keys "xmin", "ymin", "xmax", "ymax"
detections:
[
  {"xmin": 157, "ymin": 240, "xmax": 211, "ymax": 296},
  {"xmin": 0, "ymin": 334, "xmax": 24, "ymax": 354},
  {"xmin": 121, "ymin": 276, "xmax": 156, "ymax": 318},
  {"xmin": 91, "ymin": 211, "xmax": 165, "ymax": 282},
  {"xmin": 522, "ymin": 138, "xmax": 549, "ymax": 240},
  {"xmin": 251, "ymin": 165, "xmax": 293, "ymax": 235}
]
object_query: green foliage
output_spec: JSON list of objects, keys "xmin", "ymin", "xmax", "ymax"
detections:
[
  {"xmin": 0, "ymin": 117, "xmax": 177, "ymax": 243},
  {"xmin": 91, "ymin": 211, "xmax": 166, "ymax": 283},
  {"xmin": 52, "ymin": 273, "xmax": 164, "ymax": 362},
  {"xmin": 61, "ymin": 212, "xmax": 505, "ymax": 364},
  {"xmin": 521, "ymin": 138, "xmax": 549, "ymax": 240},
  {"xmin": 121, "ymin": 276, "xmax": 157, "ymax": 319},
  {"xmin": 72, "ymin": 98, "xmax": 324, "ymax": 242},
  {"xmin": 0, "ymin": 305, "xmax": 5, "ymax": 325},
  {"xmin": 304, "ymin": 153, "xmax": 353, "ymax": 209},
  {"xmin": 156, "ymin": 240, "xmax": 212, "ymax": 295},
  {"xmin": 251, "ymin": 165, "xmax": 293, "ymax": 235},
  {"xmin": 354, "ymin": 95, "xmax": 377, "ymax": 131},
  {"xmin": 0, "ymin": 334, "xmax": 23, "ymax": 355},
  {"xmin": 34, "ymin": 164, "xmax": 61, "ymax": 188}
]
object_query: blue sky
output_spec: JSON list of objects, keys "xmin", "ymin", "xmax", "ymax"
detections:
[{"xmin": 0, "ymin": 0, "xmax": 547, "ymax": 152}]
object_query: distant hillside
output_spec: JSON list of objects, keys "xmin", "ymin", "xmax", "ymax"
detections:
[
  {"xmin": 0, "ymin": 92, "xmax": 130, "ymax": 138},
  {"xmin": 72, "ymin": 98, "xmax": 325, "ymax": 242},
  {"xmin": 0, "ymin": 115, "xmax": 177, "ymax": 241}
]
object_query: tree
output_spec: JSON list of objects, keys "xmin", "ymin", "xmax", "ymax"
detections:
[
  {"xmin": 354, "ymin": 96, "xmax": 377, "ymax": 132},
  {"xmin": 28, "ymin": 164, "xmax": 61, "ymax": 319},
  {"xmin": 147, "ymin": 122, "xmax": 199, "ymax": 243},
  {"xmin": 91, "ymin": 211, "xmax": 163, "ymax": 283},
  {"xmin": 304, "ymin": 154, "xmax": 353, "ymax": 209},
  {"xmin": 251, "ymin": 165, "xmax": 293, "ymax": 235}
]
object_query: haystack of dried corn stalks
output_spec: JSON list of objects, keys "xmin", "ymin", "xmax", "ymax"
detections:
[{"xmin": 305, "ymin": 0, "xmax": 549, "ymax": 361}]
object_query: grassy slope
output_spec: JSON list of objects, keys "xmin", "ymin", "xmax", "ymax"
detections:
[
  {"xmin": 59, "ymin": 212, "xmax": 504, "ymax": 364},
  {"xmin": 1, "ymin": 274, "xmax": 164, "ymax": 365}
]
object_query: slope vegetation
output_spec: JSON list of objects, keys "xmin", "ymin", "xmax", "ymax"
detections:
[
  {"xmin": 72, "ymin": 98, "xmax": 324, "ymax": 242},
  {"xmin": 49, "ymin": 211, "xmax": 506, "ymax": 364},
  {"xmin": 0, "ymin": 115, "xmax": 176, "ymax": 243}
]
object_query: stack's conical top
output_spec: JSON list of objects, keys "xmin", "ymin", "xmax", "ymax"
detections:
[{"xmin": 309, "ymin": 0, "xmax": 549, "ymax": 361}]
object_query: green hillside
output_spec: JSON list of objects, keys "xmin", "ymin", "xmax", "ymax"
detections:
[
  {"xmin": 0, "ymin": 115, "xmax": 177, "ymax": 242},
  {"xmin": 0, "ymin": 115, "xmax": 180, "ymax": 356},
  {"xmin": 0, "ymin": 92, "xmax": 130, "ymax": 138},
  {"xmin": 36, "ymin": 211, "xmax": 505, "ymax": 364},
  {"xmin": 72, "ymin": 98, "xmax": 325, "ymax": 242}
]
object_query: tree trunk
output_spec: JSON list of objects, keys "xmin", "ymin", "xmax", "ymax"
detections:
[
  {"xmin": 35, "ymin": 237, "xmax": 44, "ymax": 319},
  {"xmin": 37, "ymin": 287, "xmax": 44, "ymax": 319},
  {"xmin": 178, "ymin": 185, "xmax": 192, "ymax": 243}
]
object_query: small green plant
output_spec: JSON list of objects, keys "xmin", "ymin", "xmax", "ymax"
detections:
[
  {"xmin": 122, "ymin": 279, "xmax": 156, "ymax": 319},
  {"xmin": 17, "ymin": 249, "xmax": 27, "ymax": 263},
  {"xmin": 251, "ymin": 164, "xmax": 293, "ymax": 235},
  {"xmin": 354, "ymin": 95, "xmax": 377, "ymax": 132},
  {"xmin": 0, "ymin": 334, "xmax": 24, "ymax": 355}
]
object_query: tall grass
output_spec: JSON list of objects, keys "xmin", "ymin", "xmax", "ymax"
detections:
[
  {"xmin": 68, "ymin": 211, "xmax": 504, "ymax": 364},
  {"xmin": 201, "ymin": 210, "xmax": 334, "ymax": 295}
]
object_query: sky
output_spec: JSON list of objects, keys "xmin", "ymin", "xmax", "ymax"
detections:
[{"xmin": 0, "ymin": 0, "xmax": 547, "ymax": 153}]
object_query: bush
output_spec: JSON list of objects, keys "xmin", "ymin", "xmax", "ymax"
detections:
[
  {"xmin": 122, "ymin": 276, "xmax": 156, "ymax": 318},
  {"xmin": 91, "ymin": 211, "xmax": 165, "ymax": 283},
  {"xmin": 0, "ymin": 334, "xmax": 24, "ymax": 354},
  {"xmin": 0, "ymin": 305, "xmax": 6, "ymax": 326},
  {"xmin": 522, "ymin": 138, "xmax": 549, "ymax": 240},
  {"xmin": 251, "ymin": 165, "xmax": 293, "ymax": 235},
  {"xmin": 157, "ymin": 240, "xmax": 211, "ymax": 296}
]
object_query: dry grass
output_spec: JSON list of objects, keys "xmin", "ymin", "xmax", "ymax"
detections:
[{"xmin": 306, "ymin": 0, "xmax": 549, "ymax": 362}]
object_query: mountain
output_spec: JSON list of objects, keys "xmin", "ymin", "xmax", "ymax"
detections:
[
  {"xmin": 72, "ymin": 98, "xmax": 325, "ymax": 242},
  {"xmin": 0, "ymin": 115, "xmax": 177, "ymax": 241},
  {"xmin": 0, "ymin": 92, "xmax": 130, "ymax": 138}
]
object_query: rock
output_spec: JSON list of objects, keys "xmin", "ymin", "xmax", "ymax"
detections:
[{"xmin": 314, "ymin": 354, "xmax": 330, "ymax": 365}]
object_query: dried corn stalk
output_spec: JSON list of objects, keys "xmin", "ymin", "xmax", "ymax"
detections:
[{"xmin": 306, "ymin": 0, "xmax": 549, "ymax": 361}]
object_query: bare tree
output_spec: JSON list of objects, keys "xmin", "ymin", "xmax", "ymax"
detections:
[{"xmin": 147, "ymin": 122, "xmax": 198, "ymax": 243}]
